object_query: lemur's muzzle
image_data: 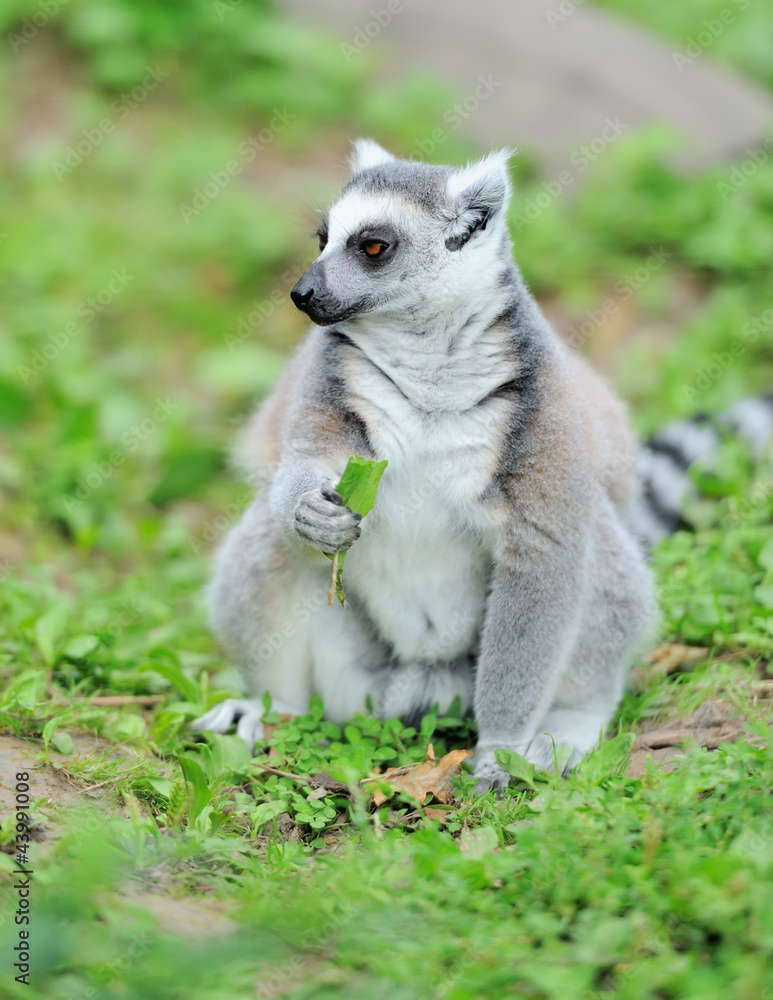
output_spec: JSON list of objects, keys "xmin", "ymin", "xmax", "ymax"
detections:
[{"xmin": 290, "ymin": 262, "xmax": 363, "ymax": 326}]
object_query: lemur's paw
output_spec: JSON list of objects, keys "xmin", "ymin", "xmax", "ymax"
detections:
[
  {"xmin": 293, "ymin": 483, "xmax": 362, "ymax": 553},
  {"xmin": 524, "ymin": 733, "xmax": 583, "ymax": 776},
  {"xmin": 192, "ymin": 698, "xmax": 265, "ymax": 750},
  {"xmin": 473, "ymin": 744, "xmax": 523, "ymax": 796}
]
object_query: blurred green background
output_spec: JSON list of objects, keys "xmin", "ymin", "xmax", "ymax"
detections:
[
  {"xmin": 2, "ymin": 2, "xmax": 773, "ymax": 997},
  {"xmin": 1, "ymin": 0, "xmax": 772, "ymax": 571}
]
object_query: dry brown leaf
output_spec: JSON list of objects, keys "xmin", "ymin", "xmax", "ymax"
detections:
[
  {"xmin": 646, "ymin": 643, "xmax": 710, "ymax": 674},
  {"xmin": 631, "ymin": 644, "xmax": 711, "ymax": 689},
  {"xmin": 308, "ymin": 772, "xmax": 349, "ymax": 794},
  {"xmin": 423, "ymin": 807, "xmax": 452, "ymax": 824},
  {"xmin": 363, "ymin": 747, "xmax": 471, "ymax": 807}
]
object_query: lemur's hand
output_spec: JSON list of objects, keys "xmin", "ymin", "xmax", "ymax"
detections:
[{"xmin": 293, "ymin": 483, "xmax": 362, "ymax": 553}]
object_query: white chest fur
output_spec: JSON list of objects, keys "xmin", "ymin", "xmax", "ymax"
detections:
[{"xmin": 340, "ymin": 320, "xmax": 511, "ymax": 663}]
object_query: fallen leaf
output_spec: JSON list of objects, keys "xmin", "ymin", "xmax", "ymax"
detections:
[
  {"xmin": 308, "ymin": 772, "xmax": 349, "ymax": 794},
  {"xmin": 363, "ymin": 747, "xmax": 471, "ymax": 807},
  {"xmin": 423, "ymin": 807, "xmax": 452, "ymax": 824},
  {"xmin": 632, "ymin": 644, "xmax": 710, "ymax": 688}
]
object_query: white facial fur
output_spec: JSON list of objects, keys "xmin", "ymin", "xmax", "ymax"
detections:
[{"xmin": 308, "ymin": 144, "xmax": 515, "ymax": 333}]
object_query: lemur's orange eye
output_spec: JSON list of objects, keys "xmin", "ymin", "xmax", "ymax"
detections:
[{"xmin": 364, "ymin": 241, "xmax": 384, "ymax": 256}]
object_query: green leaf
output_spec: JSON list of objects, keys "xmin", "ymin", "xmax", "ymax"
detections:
[
  {"xmin": 108, "ymin": 714, "xmax": 146, "ymax": 742},
  {"xmin": 34, "ymin": 604, "xmax": 70, "ymax": 666},
  {"xmin": 495, "ymin": 748, "xmax": 536, "ymax": 788},
  {"xmin": 149, "ymin": 446, "xmax": 222, "ymax": 506},
  {"xmin": 50, "ymin": 732, "xmax": 74, "ymax": 755},
  {"xmin": 335, "ymin": 456, "xmax": 389, "ymax": 518},
  {"xmin": 0, "ymin": 853, "xmax": 18, "ymax": 874},
  {"xmin": 326, "ymin": 455, "xmax": 388, "ymax": 605},
  {"xmin": 251, "ymin": 799, "xmax": 289, "ymax": 828},
  {"xmin": 177, "ymin": 754, "xmax": 212, "ymax": 823},
  {"xmin": 62, "ymin": 634, "xmax": 101, "ymax": 660},
  {"xmin": 581, "ymin": 732, "xmax": 636, "ymax": 783},
  {"xmin": 754, "ymin": 585, "xmax": 773, "ymax": 608},
  {"xmin": 133, "ymin": 776, "xmax": 173, "ymax": 799},
  {"xmin": 139, "ymin": 661, "xmax": 200, "ymax": 704},
  {"xmin": 758, "ymin": 537, "xmax": 773, "ymax": 572},
  {"xmin": 344, "ymin": 724, "xmax": 362, "ymax": 744},
  {"xmin": 42, "ymin": 714, "xmax": 65, "ymax": 748},
  {"xmin": 0, "ymin": 379, "xmax": 32, "ymax": 428},
  {"xmin": 1, "ymin": 669, "xmax": 48, "ymax": 712},
  {"xmin": 206, "ymin": 733, "xmax": 253, "ymax": 779}
]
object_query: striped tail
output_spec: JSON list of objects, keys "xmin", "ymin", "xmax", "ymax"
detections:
[{"xmin": 631, "ymin": 394, "xmax": 773, "ymax": 551}]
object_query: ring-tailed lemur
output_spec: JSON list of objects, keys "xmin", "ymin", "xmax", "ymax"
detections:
[{"xmin": 194, "ymin": 140, "xmax": 772, "ymax": 791}]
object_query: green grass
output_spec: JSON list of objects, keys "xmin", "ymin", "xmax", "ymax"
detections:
[{"xmin": 2, "ymin": 1, "xmax": 773, "ymax": 996}]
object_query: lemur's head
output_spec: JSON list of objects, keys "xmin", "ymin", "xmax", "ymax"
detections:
[{"xmin": 290, "ymin": 140, "xmax": 513, "ymax": 328}]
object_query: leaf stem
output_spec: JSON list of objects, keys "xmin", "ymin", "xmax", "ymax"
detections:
[{"xmin": 328, "ymin": 551, "xmax": 338, "ymax": 606}]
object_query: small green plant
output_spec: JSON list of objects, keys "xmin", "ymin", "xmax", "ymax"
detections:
[{"xmin": 326, "ymin": 455, "xmax": 388, "ymax": 605}]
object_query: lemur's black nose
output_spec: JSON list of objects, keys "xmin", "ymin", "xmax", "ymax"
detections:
[{"xmin": 290, "ymin": 279, "xmax": 315, "ymax": 311}]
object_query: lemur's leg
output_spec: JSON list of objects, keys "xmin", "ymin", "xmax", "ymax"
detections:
[
  {"xmin": 375, "ymin": 658, "xmax": 474, "ymax": 724},
  {"xmin": 524, "ymin": 518, "xmax": 655, "ymax": 775},
  {"xmin": 194, "ymin": 495, "xmax": 320, "ymax": 748},
  {"xmin": 474, "ymin": 501, "xmax": 654, "ymax": 790},
  {"xmin": 309, "ymin": 608, "xmax": 475, "ymax": 725}
]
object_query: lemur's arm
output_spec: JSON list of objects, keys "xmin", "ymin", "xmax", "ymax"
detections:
[{"xmin": 266, "ymin": 332, "xmax": 373, "ymax": 556}]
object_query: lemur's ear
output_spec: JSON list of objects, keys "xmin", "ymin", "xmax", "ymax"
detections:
[
  {"xmin": 349, "ymin": 138, "xmax": 396, "ymax": 174},
  {"xmin": 444, "ymin": 149, "xmax": 514, "ymax": 251}
]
